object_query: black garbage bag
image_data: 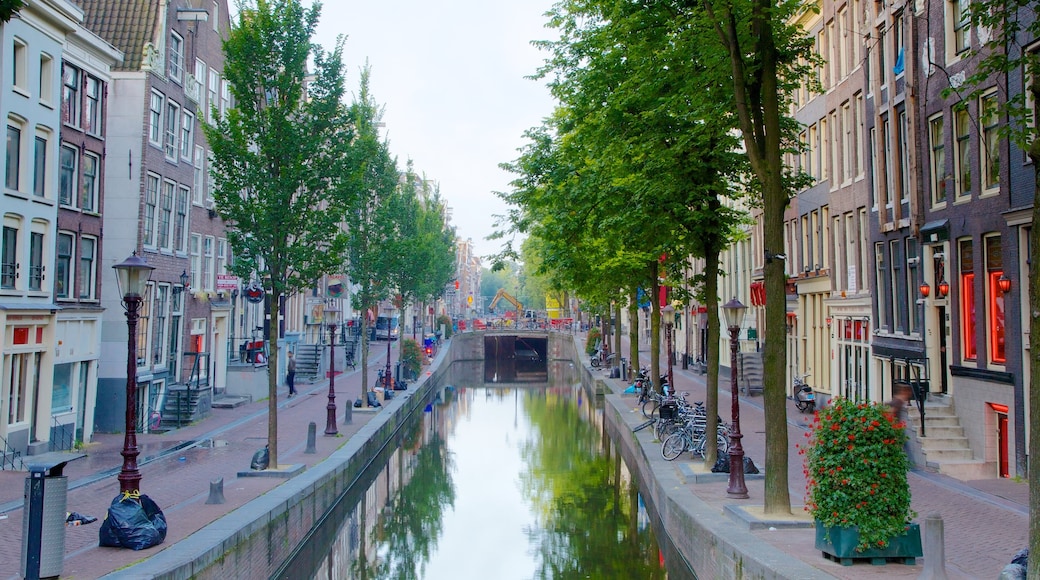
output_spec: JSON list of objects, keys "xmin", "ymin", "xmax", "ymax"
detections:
[
  {"xmin": 354, "ymin": 398, "xmax": 362, "ymax": 408},
  {"xmin": 710, "ymin": 454, "xmax": 760, "ymax": 474},
  {"xmin": 98, "ymin": 492, "xmax": 167, "ymax": 550},
  {"xmin": 250, "ymin": 444, "xmax": 270, "ymax": 470},
  {"xmin": 366, "ymin": 391, "xmax": 382, "ymax": 407}
]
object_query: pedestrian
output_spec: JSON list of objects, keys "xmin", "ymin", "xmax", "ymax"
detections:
[
  {"xmin": 886, "ymin": 381, "xmax": 912, "ymax": 423},
  {"xmin": 286, "ymin": 351, "xmax": 297, "ymax": 397}
]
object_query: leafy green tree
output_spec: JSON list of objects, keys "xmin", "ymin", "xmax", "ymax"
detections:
[
  {"xmin": 0, "ymin": 0, "xmax": 24, "ymax": 21},
  {"xmin": 204, "ymin": 0, "xmax": 353, "ymax": 468},
  {"xmin": 957, "ymin": 0, "xmax": 1040, "ymax": 569}
]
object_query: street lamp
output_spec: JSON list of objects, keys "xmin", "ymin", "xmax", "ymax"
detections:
[
  {"xmin": 722, "ymin": 296, "xmax": 749, "ymax": 499},
  {"xmin": 384, "ymin": 322, "xmax": 393, "ymax": 393},
  {"xmin": 662, "ymin": 304, "xmax": 675, "ymax": 389},
  {"xmin": 112, "ymin": 252, "xmax": 155, "ymax": 493},
  {"xmin": 325, "ymin": 306, "xmax": 340, "ymax": 435}
]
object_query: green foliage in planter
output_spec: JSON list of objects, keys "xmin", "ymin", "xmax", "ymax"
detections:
[
  {"xmin": 585, "ymin": 327, "xmax": 601, "ymax": 355},
  {"xmin": 799, "ymin": 398, "xmax": 914, "ymax": 552},
  {"xmin": 400, "ymin": 339, "xmax": 422, "ymax": 379},
  {"xmin": 436, "ymin": 314, "xmax": 453, "ymax": 339}
]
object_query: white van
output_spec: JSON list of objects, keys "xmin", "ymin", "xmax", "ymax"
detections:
[{"xmin": 374, "ymin": 315, "xmax": 400, "ymax": 341}]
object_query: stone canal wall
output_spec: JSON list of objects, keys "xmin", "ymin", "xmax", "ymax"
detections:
[{"xmin": 111, "ymin": 349, "xmax": 452, "ymax": 580}]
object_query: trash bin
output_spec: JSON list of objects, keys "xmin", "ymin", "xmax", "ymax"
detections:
[
  {"xmin": 621, "ymin": 358, "xmax": 628, "ymax": 381},
  {"xmin": 21, "ymin": 454, "xmax": 85, "ymax": 580}
]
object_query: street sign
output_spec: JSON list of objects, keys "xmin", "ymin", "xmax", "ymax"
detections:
[{"xmin": 216, "ymin": 274, "xmax": 239, "ymax": 291}]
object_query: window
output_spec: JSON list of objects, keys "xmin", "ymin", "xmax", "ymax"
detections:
[
  {"xmin": 981, "ymin": 92, "xmax": 1000, "ymax": 191},
  {"xmin": 193, "ymin": 145, "xmax": 204, "ymax": 204},
  {"xmin": 208, "ymin": 70, "xmax": 219, "ymax": 123},
  {"xmin": 52, "ymin": 363, "xmax": 72, "ymax": 413},
  {"xmin": 159, "ymin": 180, "xmax": 175, "ymax": 250},
  {"xmin": 59, "ymin": 144, "xmax": 76, "ymax": 205},
  {"xmin": 217, "ymin": 238, "xmax": 227, "ymax": 275},
  {"xmin": 39, "ymin": 54, "xmax": 53, "ymax": 105},
  {"xmin": 203, "ymin": 236, "xmax": 214, "ymax": 291},
  {"xmin": 841, "ymin": 101, "xmax": 852, "ymax": 183},
  {"xmin": 165, "ymin": 101, "xmax": 179, "ymax": 159},
  {"xmin": 7, "ymin": 352, "xmax": 34, "ymax": 425},
  {"xmin": 175, "ymin": 185, "xmax": 189, "ymax": 252},
  {"xmin": 28, "ymin": 231, "xmax": 42, "ymax": 290},
  {"xmin": 877, "ymin": 25, "xmax": 887, "ymax": 87},
  {"xmin": 56, "ymin": 232, "xmax": 72, "ymax": 298},
  {"xmin": 84, "ymin": 76, "xmax": 101, "ymax": 135},
  {"xmin": 875, "ymin": 243, "xmax": 887, "ymax": 329},
  {"xmin": 955, "ymin": 105, "xmax": 971, "ymax": 199},
  {"xmin": 180, "ymin": 111, "xmax": 194, "ymax": 160},
  {"xmin": 1, "ymin": 224, "xmax": 16, "ymax": 288},
  {"xmin": 7, "ymin": 123, "xmax": 21, "ymax": 190},
  {"xmin": 854, "ymin": 93, "xmax": 865, "ymax": 177},
  {"xmin": 929, "ymin": 115, "xmax": 946, "ymax": 205},
  {"xmin": 898, "ymin": 111, "xmax": 910, "ymax": 219},
  {"xmin": 81, "ymin": 153, "xmax": 98, "ymax": 212},
  {"xmin": 891, "ymin": 240, "xmax": 905, "ymax": 332},
  {"xmin": 220, "ymin": 79, "xmax": 230, "ymax": 119},
  {"xmin": 907, "ymin": 238, "xmax": 920, "ymax": 334},
  {"xmin": 149, "ymin": 91, "xmax": 163, "ymax": 145},
  {"xmin": 12, "ymin": 38, "xmax": 26, "ymax": 91},
  {"xmin": 168, "ymin": 32, "xmax": 184, "ymax": 82},
  {"xmin": 951, "ymin": 0, "xmax": 970, "ymax": 55},
  {"xmin": 960, "ymin": 238, "xmax": 976, "ymax": 360},
  {"xmin": 62, "ymin": 64, "xmax": 80, "ymax": 127},
  {"xmin": 986, "ymin": 236, "xmax": 1005, "ymax": 363},
  {"xmin": 195, "ymin": 59, "xmax": 207, "ymax": 111},
  {"xmin": 893, "ymin": 11, "xmax": 905, "ymax": 76},
  {"xmin": 151, "ymin": 285, "xmax": 169, "ymax": 366},
  {"xmin": 190, "ymin": 234, "xmax": 201, "ymax": 290},
  {"xmin": 78, "ymin": 237, "xmax": 95, "ymax": 299},
  {"xmin": 144, "ymin": 174, "xmax": 159, "ymax": 247},
  {"xmin": 137, "ymin": 285, "xmax": 151, "ymax": 366},
  {"xmin": 33, "ymin": 135, "xmax": 46, "ymax": 197}
]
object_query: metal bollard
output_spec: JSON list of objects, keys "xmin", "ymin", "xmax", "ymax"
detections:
[
  {"xmin": 919, "ymin": 513, "xmax": 948, "ymax": 579},
  {"xmin": 343, "ymin": 401, "xmax": 352, "ymax": 425},
  {"xmin": 206, "ymin": 477, "xmax": 226, "ymax": 505},
  {"xmin": 305, "ymin": 422, "xmax": 317, "ymax": 454}
]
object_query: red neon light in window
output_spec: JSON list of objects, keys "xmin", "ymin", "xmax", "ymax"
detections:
[
  {"xmin": 989, "ymin": 271, "xmax": 1006, "ymax": 363},
  {"xmin": 989, "ymin": 402, "xmax": 1009, "ymax": 414},
  {"xmin": 962, "ymin": 273, "xmax": 976, "ymax": 360}
]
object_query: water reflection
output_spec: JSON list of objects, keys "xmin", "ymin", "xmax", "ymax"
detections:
[{"xmin": 303, "ymin": 361, "xmax": 667, "ymax": 580}]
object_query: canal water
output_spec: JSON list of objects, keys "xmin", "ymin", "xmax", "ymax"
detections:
[{"xmin": 278, "ymin": 360, "xmax": 692, "ymax": 579}]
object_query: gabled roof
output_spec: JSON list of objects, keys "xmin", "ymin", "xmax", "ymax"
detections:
[{"xmin": 73, "ymin": 0, "xmax": 162, "ymax": 72}]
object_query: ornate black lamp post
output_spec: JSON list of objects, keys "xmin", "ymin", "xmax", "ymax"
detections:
[
  {"xmin": 113, "ymin": 252, "xmax": 155, "ymax": 493},
  {"xmin": 662, "ymin": 303, "xmax": 675, "ymax": 388},
  {"xmin": 325, "ymin": 307, "xmax": 340, "ymax": 435},
  {"xmin": 384, "ymin": 327, "xmax": 393, "ymax": 392},
  {"xmin": 722, "ymin": 297, "xmax": 749, "ymax": 499}
]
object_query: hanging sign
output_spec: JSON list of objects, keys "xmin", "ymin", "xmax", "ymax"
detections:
[{"xmin": 244, "ymin": 280, "xmax": 266, "ymax": 304}]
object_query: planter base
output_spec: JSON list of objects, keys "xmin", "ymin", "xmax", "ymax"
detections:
[{"xmin": 815, "ymin": 522, "xmax": 922, "ymax": 566}]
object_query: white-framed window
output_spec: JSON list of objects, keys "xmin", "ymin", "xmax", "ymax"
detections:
[
  {"xmin": 159, "ymin": 180, "xmax": 175, "ymax": 250},
  {"xmin": 180, "ymin": 111, "xmax": 194, "ymax": 160},
  {"xmin": 955, "ymin": 104, "xmax": 971, "ymax": 199},
  {"xmin": 203, "ymin": 236, "xmax": 214, "ymax": 291},
  {"xmin": 81, "ymin": 152, "xmax": 98, "ymax": 212},
  {"xmin": 55, "ymin": 232, "xmax": 72, "ymax": 298},
  {"xmin": 144, "ymin": 173, "xmax": 160, "ymax": 247},
  {"xmin": 193, "ymin": 145, "xmax": 205, "ymax": 204},
  {"xmin": 12, "ymin": 37, "xmax": 27, "ymax": 93},
  {"xmin": 175, "ymin": 185, "xmax": 189, "ymax": 252},
  {"xmin": 85, "ymin": 76, "xmax": 102, "ymax": 135},
  {"xmin": 220, "ymin": 79, "xmax": 230, "ymax": 118},
  {"xmin": 39, "ymin": 53, "xmax": 53, "ymax": 106},
  {"xmin": 212, "ymin": 1, "xmax": 219, "ymax": 31},
  {"xmin": 78, "ymin": 236, "xmax": 95, "ymax": 299},
  {"xmin": 7, "ymin": 352, "xmax": 37, "ymax": 425},
  {"xmin": 190, "ymin": 234, "xmax": 201, "ymax": 290},
  {"xmin": 28, "ymin": 230, "xmax": 43, "ymax": 291},
  {"xmin": 32, "ymin": 133, "xmax": 47, "ymax": 197},
  {"xmin": 877, "ymin": 25, "xmax": 887, "ymax": 88},
  {"xmin": 929, "ymin": 114, "xmax": 946, "ymax": 205},
  {"xmin": 981, "ymin": 91, "xmax": 1000, "ymax": 192},
  {"xmin": 208, "ymin": 70, "xmax": 219, "ymax": 123},
  {"xmin": 149, "ymin": 91, "xmax": 163, "ymax": 146},
  {"xmin": 217, "ymin": 238, "xmax": 227, "ymax": 275},
  {"xmin": 168, "ymin": 31, "xmax": 184, "ymax": 83},
  {"xmin": 6, "ymin": 120, "xmax": 22, "ymax": 191},
  {"xmin": 164, "ymin": 101, "xmax": 179, "ymax": 160},
  {"xmin": 151, "ymin": 284, "xmax": 169, "ymax": 366},
  {"xmin": 62, "ymin": 64, "xmax": 81, "ymax": 127},
  {"xmin": 898, "ymin": 111, "xmax": 910, "ymax": 219},
  {"xmin": 1, "ymin": 217, "xmax": 18, "ymax": 289},
  {"xmin": 195, "ymin": 59, "xmax": 207, "ymax": 112},
  {"xmin": 59, "ymin": 144, "xmax": 76, "ymax": 206},
  {"xmin": 854, "ymin": 92, "xmax": 865, "ymax": 178},
  {"xmin": 950, "ymin": 0, "xmax": 970, "ymax": 56}
]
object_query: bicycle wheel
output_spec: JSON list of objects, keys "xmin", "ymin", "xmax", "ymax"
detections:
[
  {"xmin": 716, "ymin": 431, "xmax": 730, "ymax": 454},
  {"xmin": 655, "ymin": 419, "xmax": 680, "ymax": 440},
  {"xmin": 662, "ymin": 433, "xmax": 686, "ymax": 461},
  {"xmin": 642, "ymin": 399, "xmax": 659, "ymax": 419}
]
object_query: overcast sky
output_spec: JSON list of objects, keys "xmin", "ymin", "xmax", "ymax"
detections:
[{"xmin": 310, "ymin": 1, "xmax": 559, "ymax": 260}]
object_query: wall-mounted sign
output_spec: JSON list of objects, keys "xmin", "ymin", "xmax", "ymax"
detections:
[
  {"xmin": 217, "ymin": 274, "xmax": 240, "ymax": 291},
  {"xmin": 244, "ymin": 280, "xmax": 265, "ymax": 304},
  {"xmin": 327, "ymin": 276, "xmax": 345, "ymax": 298}
]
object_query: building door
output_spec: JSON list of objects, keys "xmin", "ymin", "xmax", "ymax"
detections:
[
  {"xmin": 938, "ymin": 306, "xmax": 949, "ymax": 394},
  {"xmin": 998, "ymin": 412, "xmax": 1009, "ymax": 478}
]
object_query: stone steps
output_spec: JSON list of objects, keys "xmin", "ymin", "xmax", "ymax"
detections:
[{"xmin": 906, "ymin": 396, "xmax": 985, "ymax": 480}]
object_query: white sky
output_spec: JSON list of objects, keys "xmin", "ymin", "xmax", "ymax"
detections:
[{"xmin": 312, "ymin": 1, "xmax": 559, "ymax": 259}]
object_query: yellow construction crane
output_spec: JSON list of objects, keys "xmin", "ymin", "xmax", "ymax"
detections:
[{"xmin": 488, "ymin": 288, "xmax": 523, "ymax": 319}]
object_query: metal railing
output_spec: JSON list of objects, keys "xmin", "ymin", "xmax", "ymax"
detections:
[
  {"xmin": 0, "ymin": 433, "xmax": 23, "ymax": 471},
  {"xmin": 48, "ymin": 417, "xmax": 75, "ymax": 452}
]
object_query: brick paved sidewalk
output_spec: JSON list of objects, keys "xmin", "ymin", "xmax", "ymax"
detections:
[{"xmin": 0, "ymin": 352, "xmax": 393, "ymax": 580}]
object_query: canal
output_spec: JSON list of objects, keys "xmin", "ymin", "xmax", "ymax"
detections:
[{"xmin": 276, "ymin": 359, "xmax": 695, "ymax": 579}]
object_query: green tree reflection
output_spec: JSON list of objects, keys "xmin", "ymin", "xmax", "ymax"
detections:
[
  {"xmin": 521, "ymin": 388, "xmax": 666, "ymax": 579},
  {"xmin": 360, "ymin": 431, "xmax": 456, "ymax": 579}
]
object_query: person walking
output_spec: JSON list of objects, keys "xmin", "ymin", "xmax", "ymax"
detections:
[{"xmin": 286, "ymin": 351, "xmax": 297, "ymax": 397}]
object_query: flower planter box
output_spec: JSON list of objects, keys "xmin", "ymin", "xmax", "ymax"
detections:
[{"xmin": 815, "ymin": 521, "xmax": 922, "ymax": 566}]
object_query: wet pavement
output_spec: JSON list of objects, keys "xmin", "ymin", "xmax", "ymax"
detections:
[{"xmin": 0, "ymin": 332, "xmax": 1028, "ymax": 579}]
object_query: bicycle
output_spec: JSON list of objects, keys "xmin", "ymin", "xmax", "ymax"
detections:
[{"xmin": 662, "ymin": 418, "xmax": 731, "ymax": 461}]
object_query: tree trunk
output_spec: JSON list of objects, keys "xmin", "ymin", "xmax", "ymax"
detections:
[
  {"xmin": 267, "ymin": 290, "xmax": 281, "ymax": 469},
  {"xmin": 1027, "ymin": 143, "xmax": 1040, "ymax": 579},
  {"xmin": 614, "ymin": 300, "xmax": 623, "ymax": 370},
  {"xmin": 703, "ymin": 255, "xmax": 722, "ymax": 467},
  {"xmin": 651, "ymin": 264, "xmax": 662, "ymax": 393},
  {"xmin": 629, "ymin": 289, "xmax": 640, "ymax": 379},
  {"xmin": 360, "ymin": 311, "xmax": 370, "ymax": 407}
]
